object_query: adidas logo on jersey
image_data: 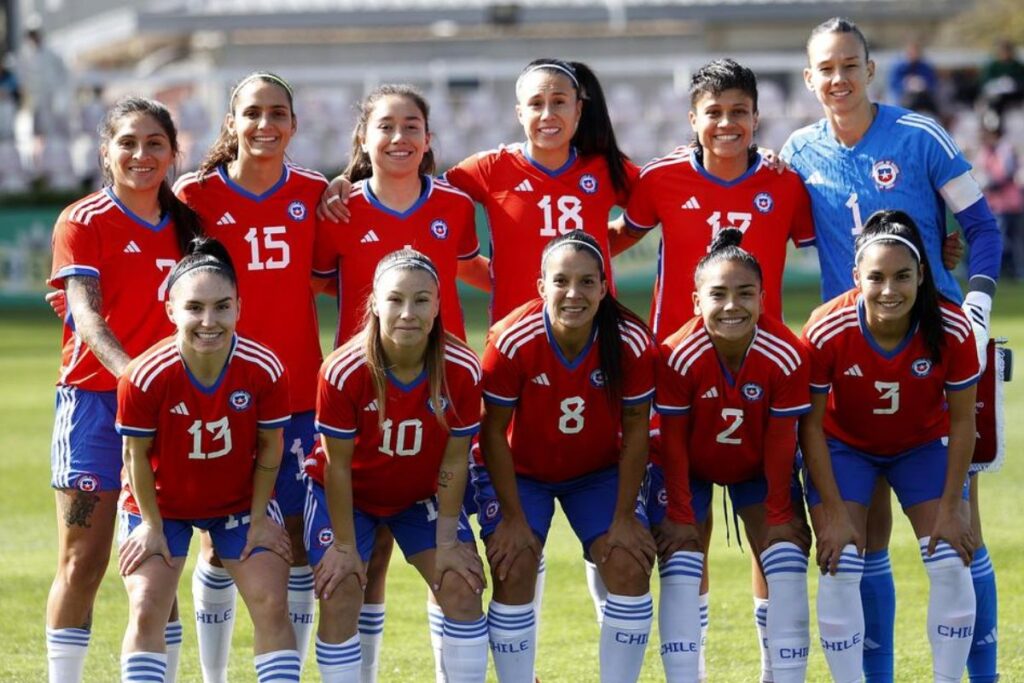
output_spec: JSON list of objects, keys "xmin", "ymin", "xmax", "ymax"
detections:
[
  {"xmin": 681, "ymin": 196, "xmax": 701, "ymax": 210},
  {"xmin": 123, "ymin": 241, "xmax": 141, "ymax": 254},
  {"xmin": 515, "ymin": 179, "xmax": 534, "ymax": 192},
  {"xmin": 364, "ymin": 400, "xmax": 379, "ymax": 412},
  {"xmin": 361, "ymin": 230, "xmax": 380, "ymax": 244},
  {"xmin": 170, "ymin": 402, "xmax": 189, "ymax": 416},
  {"xmin": 531, "ymin": 373, "xmax": 551, "ymax": 386},
  {"xmin": 216, "ymin": 212, "xmax": 236, "ymax": 226},
  {"xmin": 844, "ymin": 364, "xmax": 864, "ymax": 377},
  {"xmin": 805, "ymin": 171, "xmax": 825, "ymax": 186},
  {"xmin": 701, "ymin": 387, "xmax": 719, "ymax": 399}
]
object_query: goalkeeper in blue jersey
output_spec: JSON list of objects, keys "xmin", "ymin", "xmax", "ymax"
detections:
[{"xmin": 781, "ymin": 17, "xmax": 1001, "ymax": 683}]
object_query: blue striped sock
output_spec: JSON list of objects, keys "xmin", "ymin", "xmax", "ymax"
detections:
[
  {"xmin": 968, "ymin": 545, "xmax": 999, "ymax": 683},
  {"xmin": 121, "ymin": 652, "xmax": 167, "ymax": 683},
  {"xmin": 164, "ymin": 621, "xmax": 182, "ymax": 682},
  {"xmin": 600, "ymin": 593, "xmax": 654, "ymax": 682},
  {"xmin": 46, "ymin": 627, "xmax": 90, "ymax": 683},
  {"xmin": 760, "ymin": 542, "xmax": 810, "ymax": 681},
  {"xmin": 442, "ymin": 615, "xmax": 488, "ymax": 681},
  {"xmin": 316, "ymin": 635, "xmax": 360, "ymax": 681},
  {"xmin": 358, "ymin": 603, "xmax": 385, "ymax": 680},
  {"xmin": 488, "ymin": 602, "xmax": 536, "ymax": 682},
  {"xmin": 861, "ymin": 549, "xmax": 895, "ymax": 683},
  {"xmin": 254, "ymin": 649, "xmax": 301, "ymax": 682}
]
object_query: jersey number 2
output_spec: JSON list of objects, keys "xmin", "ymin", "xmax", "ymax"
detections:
[{"xmin": 716, "ymin": 408, "xmax": 744, "ymax": 444}]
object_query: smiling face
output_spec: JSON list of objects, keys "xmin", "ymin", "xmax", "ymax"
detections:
[
  {"xmin": 167, "ymin": 269, "xmax": 240, "ymax": 357},
  {"xmin": 854, "ymin": 241, "xmax": 923, "ymax": 327},
  {"xmin": 538, "ymin": 245, "xmax": 607, "ymax": 336},
  {"xmin": 372, "ymin": 266, "xmax": 439, "ymax": 352},
  {"xmin": 515, "ymin": 69, "xmax": 582, "ymax": 158},
  {"xmin": 101, "ymin": 112, "xmax": 174, "ymax": 195},
  {"xmin": 226, "ymin": 79, "xmax": 296, "ymax": 163},
  {"xmin": 361, "ymin": 94, "xmax": 430, "ymax": 180},
  {"xmin": 804, "ymin": 30, "xmax": 875, "ymax": 117},
  {"xmin": 693, "ymin": 259, "xmax": 762, "ymax": 347},
  {"xmin": 689, "ymin": 88, "xmax": 757, "ymax": 162}
]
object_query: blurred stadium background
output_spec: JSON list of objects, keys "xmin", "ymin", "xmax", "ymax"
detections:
[{"xmin": 1, "ymin": 0, "xmax": 1022, "ymax": 307}]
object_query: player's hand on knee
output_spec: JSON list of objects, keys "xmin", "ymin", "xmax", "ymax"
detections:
[
  {"xmin": 814, "ymin": 504, "xmax": 863, "ymax": 575},
  {"xmin": 653, "ymin": 519, "xmax": 701, "ymax": 564},
  {"xmin": 942, "ymin": 231, "xmax": 963, "ymax": 270},
  {"xmin": 118, "ymin": 521, "xmax": 172, "ymax": 576},
  {"xmin": 928, "ymin": 504, "xmax": 975, "ymax": 566},
  {"xmin": 486, "ymin": 515, "xmax": 541, "ymax": 582},
  {"xmin": 434, "ymin": 542, "xmax": 487, "ymax": 594},
  {"xmin": 314, "ymin": 543, "xmax": 366, "ymax": 599},
  {"xmin": 601, "ymin": 515, "xmax": 657, "ymax": 575},
  {"xmin": 316, "ymin": 176, "xmax": 352, "ymax": 222},
  {"xmin": 240, "ymin": 516, "xmax": 292, "ymax": 564},
  {"xmin": 764, "ymin": 517, "xmax": 811, "ymax": 554},
  {"xmin": 45, "ymin": 290, "xmax": 67, "ymax": 320}
]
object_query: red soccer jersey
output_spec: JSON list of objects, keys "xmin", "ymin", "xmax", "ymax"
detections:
[
  {"xmin": 445, "ymin": 144, "xmax": 639, "ymax": 323},
  {"xmin": 482, "ymin": 299, "xmax": 656, "ymax": 482},
  {"xmin": 313, "ymin": 338, "xmax": 482, "ymax": 516},
  {"xmin": 655, "ymin": 315, "xmax": 810, "ymax": 523},
  {"xmin": 48, "ymin": 189, "xmax": 182, "ymax": 392},
  {"xmin": 173, "ymin": 163, "xmax": 331, "ymax": 413},
  {"xmin": 116, "ymin": 335, "xmax": 291, "ymax": 519},
  {"xmin": 801, "ymin": 290, "xmax": 980, "ymax": 456},
  {"xmin": 322, "ymin": 176, "xmax": 479, "ymax": 345},
  {"xmin": 624, "ymin": 147, "xmax": 815, "ymax": 341}
]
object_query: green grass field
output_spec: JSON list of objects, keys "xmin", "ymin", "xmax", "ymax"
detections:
[{"xmin": 1, "ymin": 284, "xmax": 1021, "ymax": 682}]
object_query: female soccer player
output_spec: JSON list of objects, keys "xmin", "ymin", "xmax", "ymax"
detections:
[
  {"xmin": 480, "ymin": 230, "xmax": 657, "ymax": 683},
  {"xmin": 781, "ymin": 18, "xmax": 1002, "ymax": 682},
  {"xmin": 172, "ymin": 71, "xmax": 331, "ymax": 678},
  {"xmin": 45, "ymin": 96, "xmax": 200, "ymax": 683},
  {"xmin": 302, "ymin": 249, "xmax": 488, "ymax": 682},
  {"xmin": 656, "ymin": 228, "xmax": 812, "ymax": 683},
  {"xmin": 116, "ymin": 237, "xmax": 298, "ymax": 683},
  {"xmin": 800, "ymin": 210, "xmax": 979, "ymax": 683}
]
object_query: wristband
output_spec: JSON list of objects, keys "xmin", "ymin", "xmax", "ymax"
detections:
[{"xmin": 436, "ymin": 515, "xmax": 460, "ymax": 549}]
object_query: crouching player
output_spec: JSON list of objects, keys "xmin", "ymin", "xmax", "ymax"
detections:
[
  {"xmin": 800, "ymin": 210, "xmax": 979, "ymax": 683},
  {"xmin": 115, "ymin": 238, "xmax": 299, "ymax": 683},
  {"xmin": 655, "ymin": 228, "xmax": 812, "ymax": 682},
  {"xmin": 302, "ymin": 249, "xmax": 488, "ymax": 682}
]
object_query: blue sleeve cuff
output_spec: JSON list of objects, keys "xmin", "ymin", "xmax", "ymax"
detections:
[
  {"xmin": 315, "ymin": 421, "xmax": 357, "ymax": 439},
  {"xmin": 482, "ymin": 391, "xmax": 518, "ymax": 407},
  {"xmin": 116, "ymin": 423, "xmax": 155, "ymax": 437},
  {"xmin": 957, "ymin": 198, "xmax": 1002, "ymax": 283},
  {"xmin": 258, "ymin": 416, "xmax": 291, "ymax": 429},
  {"xmin": 450, "ymin": 422, "xmax": 481, "ymax": 437}
]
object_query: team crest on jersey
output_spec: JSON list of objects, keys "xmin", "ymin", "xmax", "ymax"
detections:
[
  {"xmin": 657, "ymin": 487, "xmax": 668, "ymax": 507},
  {"xmin": 426, "ymin": 396, "xmax": 450, "ymax": 414},
  {"xmin": 482, "ymin": 499, "xmax": 500, "ymax": 522},
  {"xmin": 430, "ymin": 219, "xmax": 449, "ymax": 240},
  {"xmin": 753, "ymin": 192, "xmax": 774, "ymax": 214},
  {"xmin": 579, "ymin": 174, "xmax": 598, "ymax": 195},
  {"xmin": 911, "ymin": 357, "xmax": 933, "ymax": 378},
  {"xmin": 317, "ymin": 527, "xmax": 334, "ymax": 547},
  {"xmin": 590, "ymin": 369, "xmax": 606, "ymax": 388},
  {"xmin": 741, "ymin": 382, "xmax": 764, "ymax": 401},
  {"xmin": 871, "ymin": 161, "xmax": 900, "ymax": 190},
  {"xmin": 229, "ymin": 390, "xmax": 252, "ymax": 411},
  {"xmin": 76, "ymin": 474, "xmax": 99, "ymax": 492},
  {"xmin": 287, "ymin": 200, "xmax": 307, "ymax": 221}
]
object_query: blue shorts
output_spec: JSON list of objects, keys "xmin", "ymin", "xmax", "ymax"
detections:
[
  {"xmin": 303, "ymin": 479, "xmax": 474, "ymax": 568},
  {"xmin": 475, "ymin": 466, "xmax": 647, "ymax": 557},
  {"xmin": 50, "ymin": 386, "xmax": 121, "ymax": 492},
  {"xmin": 118, "ymin": 501, "xmax": 284, "ymax": 560},
  {"xmin": 275, "ymin": 411, "xmax": 316, "ymax": 517},
  {"xmin": 804, "ymin": 438, "xmax": 970, "ymax": 509},
  {"xmin": 645, "ymin": 463, "xmax": 801, "ymax": 526}
]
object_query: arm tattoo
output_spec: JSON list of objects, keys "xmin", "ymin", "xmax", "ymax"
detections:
[
  {"xmin": 66, "ymin": 276, "xmax": 131, "ymax": 377},
  {"xmin": 438, "ymin": 468, "xmax": 456, "ymax": 489}
]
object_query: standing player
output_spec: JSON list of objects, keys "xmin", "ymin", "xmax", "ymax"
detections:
[
  {"xmin": 480, "ymin": 230, "xmax": 657, "ymax": 683},
  {"xmin": 782, "ymin": 18, "xmax": 1002, "ymax": 682},
  {"xmin": 116, "ymin": 238, "xmax": 299, "ymax": 683},
  {"xmin": 621, "ymin": 58, "xmax": 814, "ymax": 681},
  {"xmin": 656, "ymin": 229, "xmax": 813, "ymax": 683},
  {"xmin": 45, "ymin": 96, "xmax": 200, "ymax": 683},
  {"xmin": 800, "ymin": 210, "xmax": 979, "ymax": 683},
  {"xmin": 302, "ymin": 249, "xmax": 488, "ymax": 683},
  {"xmin": 173, "ymin": 72, "xmax": 330, "ymax": 680}
]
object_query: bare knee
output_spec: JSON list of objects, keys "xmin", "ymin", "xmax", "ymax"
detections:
[
  {"xmin": 599, "ymin": 552, "xmax": 650, "ymax": 596},
  {"xmin": 317, "ymin": 577, "xmax": 363, "ymax": 642},
  {"xmin": 490, "ymin": 550, "xmax": 538, "ymax": 604},
  {"xmin": 436, "ymin": 575, "xmax": 482, "ymax": 621},
  {"xmin": 58, "ymin": 544, "xmax": 111, "ymax": 593}
]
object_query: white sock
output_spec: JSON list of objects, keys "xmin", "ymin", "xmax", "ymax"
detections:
[
  {"xmin": 920, "ymin": 537, "xmax": 975, "ymax": 681},
  {"xmin": 192, "ymin": 560, "xmax": 236, "ymax": 683},
  {"xmin": 442, "ymin": 615, "xmax": 489, "ymax": 682},
  {"xmin": 121, "ymin": 651, "xmax": 167, "ymax": 682},
  {"xmin": 288, "ymin": 566, "xmax": 316, "ymax": 669},
  {"xmin": 658, "ymin": 551, "xmax": 703, "ymax": 681},
  {"xmin": 585, "ymin": 559, "xmax": 608, "ymax": 626},
  {"xmin": 427, "ymin": 602, "xmax": 447, "ymax": 683},
  {"xmin": 753, "ymin": 597, "xmax": 773, "ymax": 683},
  {"xmin": 164, "ymin": 620, "xmax": 183, "ymax": 682},
  {"xmin": 46, "ymin": 627, "xmax": 89, "ymax": 683},
  {"xmin": 759, "ymin": 542, "xmax": 810, "ymax": 683},
  {"xmin": 254, "ymin": 649, "xmax": 302, "ymax": 683},
  {"xmin": 316, "ymin": 635, "xmax": 361, "ymax": 683},
  {"xmin": 817, "ymin": 545, "xmax": 865, "ymax": 683},
  {"xmin": 487, "ymin": 601, "xmax": 536, "ymax": 682},
  {"xmin": 600, "ymin": 592, "xmax": 653, "ymax": 683},
  {"xmin": 358, "ymin": 603, "xmax": 385, "ymax": 683},
  {"xmin": 533, "ymin": 554, "xmax": 547, "ymax": 632},
  {"xmin": 698, "ymin": 593, "xmax": 709, "ymax": 682}
]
